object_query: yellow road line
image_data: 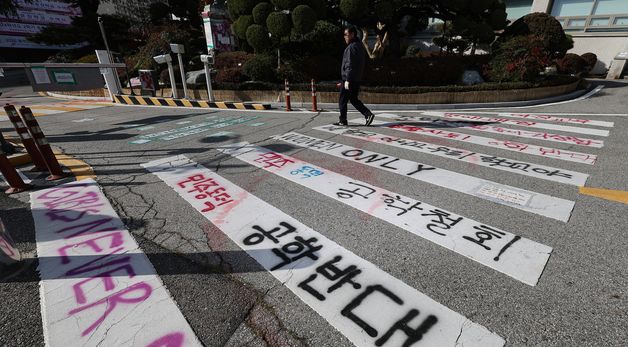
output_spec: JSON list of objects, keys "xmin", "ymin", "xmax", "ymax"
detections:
[
  {"xmin": 579, "ymin": 186, "xmax": 628, "ymax": 205},
  {"xmin": 53, "ymin": 150, "xmax": 96, "ymax": 181}
]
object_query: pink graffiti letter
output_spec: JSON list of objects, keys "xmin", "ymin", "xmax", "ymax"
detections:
[{"xmin": 68, "ymin": 281, "xmax": 152, "ymax": 336}]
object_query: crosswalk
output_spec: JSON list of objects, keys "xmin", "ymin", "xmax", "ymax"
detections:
[
  {"xmin": 143, "ymin": 110, "xmax": 611, "ymax": 345},
  {"xmin": 28, "ymin": 109, "xmax": 615, "ymax": 346}
]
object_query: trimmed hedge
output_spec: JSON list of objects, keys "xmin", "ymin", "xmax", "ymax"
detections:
[
  {"xmin": 234, "ymin": 15, "xmax": 254, "ymax": 39},
  {"xmin": 292, "ymin": 5, "xmax": 317, "ymax": 34},
  {"xmin": 267, "ymin": 12, "xmax": 292, "ymax": 37},
  {"xmin": 213, "ymin": 75, "xmax": 580, "ymax": 93},
  {"xmin": 340, "ymin": 0, "xmax": 368, "ymax": 20},
  {"xmin": 252, "ymin": 2, "xmax": 273, "ymax": 24},
  {"xmin": 246, "ymin": 24, "xmax": 271, "ymax": 52}
]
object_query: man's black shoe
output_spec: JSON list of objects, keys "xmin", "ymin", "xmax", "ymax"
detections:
[
  {"xmin": 333, "ymin": 121, "xmax": 348, "ymax": 126},
  {"xmin": 365, "ymin": 113, "xmax": 375, "ymax": 126}
]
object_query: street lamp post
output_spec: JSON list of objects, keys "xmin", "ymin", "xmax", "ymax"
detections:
[{"xmin": 97, "ymin": 17, "xmax": 123, "ymax": 93}]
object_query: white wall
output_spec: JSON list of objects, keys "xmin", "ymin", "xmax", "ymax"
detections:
[
  {"xmin": 530, "ymin": 0, "xmax": 552, "ymax": 13},
  {"xmin": 570, "ymin": 36, "xmax": 628, "ymax": 74}
]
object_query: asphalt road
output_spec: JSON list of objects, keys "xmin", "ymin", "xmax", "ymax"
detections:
[{"xmin": 1, "ymin": 81, "xmax": 627, "ymax": 346}]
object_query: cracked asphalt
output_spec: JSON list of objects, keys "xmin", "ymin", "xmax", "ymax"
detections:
[{"xmin": 1, "ymin": 80, "xmax": 628, "ymax": 346}]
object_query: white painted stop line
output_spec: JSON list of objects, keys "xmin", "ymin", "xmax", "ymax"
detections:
[
  {"xmin": 351, "ymin": 118, "xmax": 598, "ymax": 165},
  {"xmin": 312, "ymin": 125, "xmax": 589, "ymax": 186},
  {"xmin": 494, "ymin": 113, "xmax": 614, "ymax": 128},
  {"xmin": 31, "ymin": 180, "xmax": 201, "ymax": 347},
  {"xmin": 216, "ymin": 143, "xmax": 552, "ymax": 286},
  {"xmin": 142, "ymin": 155, "xmax": 506, "ymax": 346},
  {"xmin": 274, "ymin": 132, "xmax": 575, "ymax": 222},
  {"xmin": 418, "ymin": 112, "xmax": 610, "ymax": 137}
]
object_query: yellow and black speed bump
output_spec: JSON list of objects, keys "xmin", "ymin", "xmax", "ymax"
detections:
[{"xmin": 114, "ymin": 95, "xmax": 271, "ymax": 110}]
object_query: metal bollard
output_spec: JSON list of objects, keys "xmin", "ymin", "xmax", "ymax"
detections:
[
  {"xmin": 0, "ymin": 146, "xmax": 31, "ymax": 194},
  {"xmin": 311, "ymin": 79, "xmax": 318, "ymax": 112},
  {"xmin": 284, "ymin": 79, "xmax": 292, "ymax": 112},
  {"xmin": 18, "ymin": 106, "xmax": 67, "ymax": 181},
  {"xmin": 3, "ymin": 104, "xmax": 48, "ymax": 171}
]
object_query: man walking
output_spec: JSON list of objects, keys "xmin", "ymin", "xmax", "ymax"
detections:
[{"xmin": 334, "ymin": 26, "xmax": 375, "ymax": 126}]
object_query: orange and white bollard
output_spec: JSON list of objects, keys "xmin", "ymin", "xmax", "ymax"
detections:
[
  {"xmin": 311, "ymin": 79, "xmax": 318, "ymax": 112},
  {"xmin": 284, "ymin": 79, "xmax": 292, "ymax": 112},
  {"xmin": 3, "ymin": 104, "xmax": 48, "ymax": 172},
  {"xmin": 0, "ymin": 147, "xmax": 31, "ymax": 194},
  {"xmin": 18, "ymin": 106, "xmax": 66, "ymax": 181}
]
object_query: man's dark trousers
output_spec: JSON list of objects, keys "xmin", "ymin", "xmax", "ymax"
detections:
[{"xmin": 339, "ymin": 82, "xmax": 371, "ymax": 124}]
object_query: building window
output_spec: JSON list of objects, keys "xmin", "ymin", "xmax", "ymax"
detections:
[
  {"xmin": 504, "ymin": 0, "xmax": 533, "ymax": 20},
  {"xmin": 552, "ymin": 0, "xmax": 628, "ymax": 32},
  {"xmin": 593, "ymin": 0, "xmax": 628, "ymax": 15},
  {"xmin": 551, "ymin": 0, "xmax": 594, "ymax": 17}
]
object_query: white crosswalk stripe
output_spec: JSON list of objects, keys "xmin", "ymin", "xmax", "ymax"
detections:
[
  {"xmin": 493, "ymin": 112, "xmax": 614, "ymax": 127},
  {"xmin": 30, "ymin": 180, "xmax": 201, "ymax": 347}
]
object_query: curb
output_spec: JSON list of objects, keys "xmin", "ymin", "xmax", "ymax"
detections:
[
  {"xmin": 271, "ymin": 87, "xmax": 591, "ymax": 111},
  {"xmin": 45, "ymin": 92, "xmax": 111, "ymax": 102},
  {"xmin": 113, "ymin": 95, "xmax": 272, "ymax": 110}
]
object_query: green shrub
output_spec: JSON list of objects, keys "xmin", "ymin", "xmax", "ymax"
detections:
[
  {"xmin": 271, "ymin": 0, "xmax": 299, "ymax": 10},
  {"xmin": 305, "ymin": 0, "xmax": 326, "ymax": 18},
  {"xmin": 246, "ymin": 24, "xmax": 271, "ymax": 52},
  {"xmin": 213, "ymin": 75, "xmax": 580, "ymax": 92},
  {"xmin": 300, "ymin": 54, "xmax": 341, "ymax": 81},
  {"xmin": 243, "ymin": 54, "xmax": 277, "ymax": 81},
  {"xmin": 302, "ymin": 20, "xmax": 343, "ymax": 55},
  {"xmin": 266, "ymin": 12, "xmax": 292, "ymax": 37},
  {"xmin": 581, "ymin": 52, "xmax": 597, "ymax": 69},
  {"xmin": 252, "ymin": 2, "xmax": 273, "ymax": 24},
  {"xmin": 405, "ymin": 45, "xmax": 421, "ymax": 57},
  {"xmin": 557, "ymin": 53, "xmax": 587, "ymax": 75},
  {"xmin": 277, "ymin": 63, "xmax": 309, "ymax": 82},
  {"xmin": 234, "ymin": 15, "xmax": 254, "ymax": 39},
  {"xmin": 75, "ymin": 54, "xmax": 98, "ymax": 63},
  {"xmin": 374, "ymin": 2, "xmax": 394, "ymax": 23},
  {"xmin": 214, "ymin": 51, "xmax": 255, "ymax": 69},
  {"xmin": 339, "ymin": 0, "xmax": 368, "ymax": 20},
  {"xmin": 227, "ymin": 0, "xmax": 260, "ymax": 17},
  {"xmin": 500, "ymin": 12, "xmax": 573, "ymax": 58},
  {"xmin": 292, "ymin": 5, "xmax": 316, "ymax": 34},
  {"xmin": 215, "ymin": 68, "xmax": 247, "ymax": 83},
  {"xmin": 486, "ymin": 35, "xmax": 551, "ymax": 82}
]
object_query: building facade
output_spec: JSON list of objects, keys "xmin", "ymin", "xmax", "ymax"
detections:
[
  {"xmin": 97, "ymin": 0, "xmax": 168, "ymax": 21},
  {"xmin": 505, "ymin": 0, "xmax": 628, "ymax": 74}
]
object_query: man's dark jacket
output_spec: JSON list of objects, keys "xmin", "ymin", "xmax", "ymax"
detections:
[{"xmin": 341, "ymin": 39, "xmax": 367, "ymax": 83}]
